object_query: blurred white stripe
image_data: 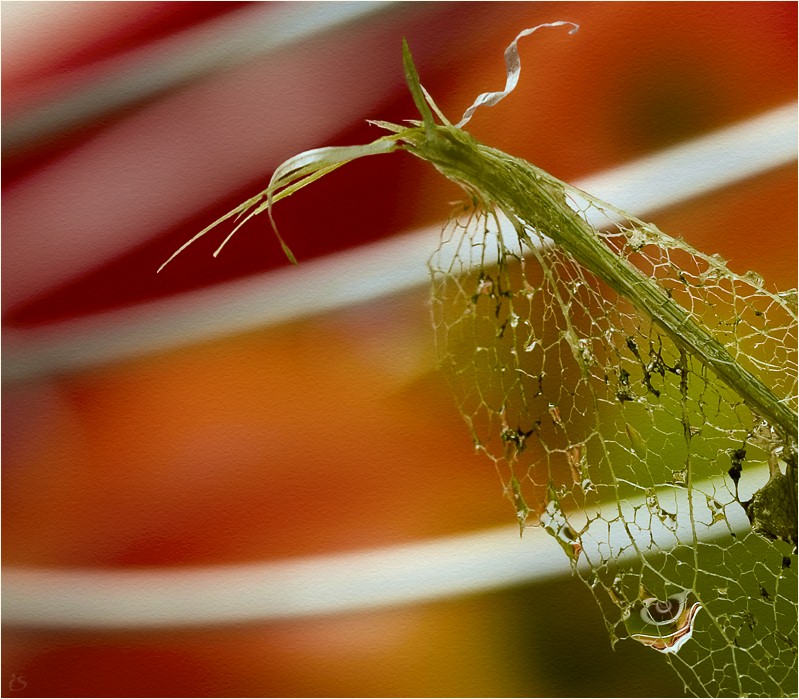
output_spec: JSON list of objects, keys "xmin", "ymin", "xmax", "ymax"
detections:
[
  {"xmin": 3, "ymin": 525, "xmax": 541, "ymax": 629},
  {"xmin": 574, "ymin": 101, "xmax": 798, "ymax": 223},
  {"xmin": 2, "ymin": 464, "xmax": 765, "ymax": 629},
  {"xmin": 3, "ymin": 2, "xmax": 400, "ymax": 150},
  {"xmin": 3, "ymin": 103, "xmax": 796, "ymax": 383}
]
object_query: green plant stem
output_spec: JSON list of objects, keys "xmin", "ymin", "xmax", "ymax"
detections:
[{"xmin": 399, "ymin": 124, "xmax": 798, "ymax": 441}]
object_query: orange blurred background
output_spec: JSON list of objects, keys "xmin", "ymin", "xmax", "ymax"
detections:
[{"xmin": 3, "ymin": 2, "xmax": 796, "ymax": 696}]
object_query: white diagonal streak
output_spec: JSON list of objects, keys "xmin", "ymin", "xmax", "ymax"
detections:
[
  {"xmin": 1, "ymin": 465, "xmax": 765, "ymax": 629},
  {"xmin": 3, "ymin": 103, "xmax": 796, "ymax": 384}
]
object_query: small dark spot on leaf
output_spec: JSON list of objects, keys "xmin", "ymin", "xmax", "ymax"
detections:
[
  {"xmin": 727, "ymin": 449, "xmax": 746, "ymax": 487},
  {"xmin": 731, "ymin": 448, "xmax": 747, "ymax": 465}
]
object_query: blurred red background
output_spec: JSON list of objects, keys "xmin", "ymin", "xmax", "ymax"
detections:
[{"xmin": 3, "ymin": 2, "xmax": 796, "ymax": 696}]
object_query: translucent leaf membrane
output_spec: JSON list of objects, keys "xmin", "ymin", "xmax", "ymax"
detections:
[{"xmin": 429, "ymin": 196, "xmax": 797, "ymax": 697}]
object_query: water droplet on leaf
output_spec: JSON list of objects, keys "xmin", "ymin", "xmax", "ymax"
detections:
[
  {"xmin": 540, "ymin": 511, "xmax": 582, "ymax": 562},
  {"xmin": 705, "ymin": 496, "xmax": 726, "ymax": 525},
  {"xmin": 540, "ymin": 484, "xmax": 582, "ymax": 562},
  {"xmin": 566, "ymin": 443, "xmax": 586, "ymax": 482},
  {"xmin": 509, "ymin": 476, "xmax": 529, "ymax": 532},
  {"xmin": 625, "ymin": 423, "xmax": 647, "ymax": 458},
  {"xmin": 626, "ymin": 228, "xmax": 648, "ymax": 252},
  {"xmin": 645, "ymin": 489, "xmax": 677, "ymax": 527},
  {"xmin": 475, "ymin": 276, "xmax": 493, "ymax": 297},
  {"xmin": 777, "ymin": 288, "xmax": 798, "ymax": 312},
  {"xmin": 578, "ymin": 338, "xmax": 595, "ymax": 367},
  {"xmin": 670, "ymin": 468, "xmax": 688, "ymax": 487},
  {"xmin": 627, "ymin": 589, "xmax": 702, "ymax": 654},
  {"xmin": 743, "ymin": 270, "xmax": 765, "ymax": 287}
]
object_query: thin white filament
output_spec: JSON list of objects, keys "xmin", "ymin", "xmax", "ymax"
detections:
[{"xmin": 456, "ymin": 21, "xmax": 580, "ymax": 128}]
